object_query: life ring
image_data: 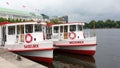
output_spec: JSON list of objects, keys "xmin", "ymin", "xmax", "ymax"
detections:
[
  {"xmin": 69, "ymin": 32, "xmax": 76, "ymax": 40},
  {"xmin": 25, "ymin": 34, "xmax": 33, "ymax": 43}
]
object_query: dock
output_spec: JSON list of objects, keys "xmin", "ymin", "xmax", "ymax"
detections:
[{"xmin": 0, "ymin": 48, "xmax": 47, "ymax": 68}]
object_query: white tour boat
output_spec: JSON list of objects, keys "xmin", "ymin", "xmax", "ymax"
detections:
[
  {"xmin": 0, "ymin": 21, "xmax": 54, "ymax": 63},
  {"xmin": 47, "ymin": 22, "xmax": 97, "ymax": 56}
]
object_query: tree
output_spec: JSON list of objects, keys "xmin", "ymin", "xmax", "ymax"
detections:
[
  {"xmin": 87, "ymin": 19, "xmax": 120, "ymax": 28},
  {"xmin": 23, "ymin": 19, "xmax": 26, "ymax": 22},
  {"xmin": 96, "ymin": 20, "xmax": 104, "ymax": 28},
  {"xmin": 11, "ymin": 19, "xmax": 15, "ymax": 22},
  {"xmin": 50, "ymin": 19, "xmax": 63, "ymax": 24},
  {"xmin": 88, "ymin": 20, "xmax": 96, "ymax": 28},
  {"xmin": 0, "ymin": 17, "xmax": 4, "ymax": 22},
  {"xmin": 15, "ymin": 18, "xmax": 19, "ymax": 22},
  {"xmin": 115, "ymin": 21, "xmax": 120, "ymax": 28},
  {"xmin": 7, "ymin": 18, "xmax": 11, "ymax": 22}
]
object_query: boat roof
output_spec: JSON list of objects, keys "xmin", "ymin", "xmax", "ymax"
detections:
[
  {"xmin": 47, "ymin": 22, "xmax": 85, "ymax": 27},
  {"xmin": 0, "ymin": 21, "xmax": 46, "ymax": 26}
]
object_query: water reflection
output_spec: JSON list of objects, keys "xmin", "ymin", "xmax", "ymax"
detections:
[
  {"xmin": 52, "ymin": 51, "xmax": 96, "ymax": 68},
  {"xmin": 33, "ymin": 51, "xmax": 96, "ymax": 68}
]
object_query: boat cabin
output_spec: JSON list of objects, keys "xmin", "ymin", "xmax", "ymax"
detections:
[
  {"xmin": 0, "ymin": 22, "xmax": 46, "ymax": 46},
  {"xmin": 47, "ymin": 22, "xmax": 85, "ymax": 40}
]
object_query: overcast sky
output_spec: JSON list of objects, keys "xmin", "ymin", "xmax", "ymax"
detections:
[{"xmin": 0, "ymin": 0, "xmax": 120, "ymax": 22}]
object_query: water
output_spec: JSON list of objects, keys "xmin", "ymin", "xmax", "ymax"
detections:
[
  {"xmin": 40, "ymin": 29, "xmax": 120, "ymax": 68},
  {"xmin": 94, "ymin": 29, "xmax": 120, "ymax": 68}
]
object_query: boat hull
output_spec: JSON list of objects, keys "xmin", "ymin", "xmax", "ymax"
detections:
[
  {"xmin": 54, "ymin": 37, "xmax": 97, "ymax": 56},
  {"xmin": 6, "ymin": 40, "xmax": 54, "ymax": 63},
  {"xmin": 55, "ymin": 46, "xmax": 96, "ymax": 56},
  {"xmin": 12, "ymin": 49, "xmax": 53, "ymax": 63}
]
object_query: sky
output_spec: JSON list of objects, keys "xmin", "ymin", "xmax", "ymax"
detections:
[{"xmin": 0, "ymin": 0, "xmax": 120, "ymax": 22}]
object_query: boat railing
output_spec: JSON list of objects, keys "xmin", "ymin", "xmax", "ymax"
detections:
[{"xmin": 83, "ymin": 29, "xmax": 96, "ymax": 38}]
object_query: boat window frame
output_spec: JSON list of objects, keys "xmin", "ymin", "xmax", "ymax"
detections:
[
  {"xmin": 46, "ymin": 26, "xmax": 52, "ymax": 34},
  {"xmin": 17, "ymin": 25, "xmax": 24, "ymax": 34},
  {"xmin": 34, "ymin": 24, "xmax": 42, "ymax": 32},
  {"xmin": 25, "ymin": 24, "xmax": 33, "ymax": 33},
  {"xmin": 53, "ymin": 26, "xmax": 59, "ymax": 33},
  {"xmin": 60, "ymin": 26, "xmax": 63, "ymax": 33},
  {"xmin": 77, "ymin": 25, "xmax": 82, "ymax": 31},
  {"xmin": 8, "ymin": 26, "xmax": 15, "ymax": 35},
  {"xmin": 70, "ymin": 25, "xmax": 76, "ymax": 32},
  {"xmin": 64, "ymin": 25, "xmax": 68, "ymax": 32}
]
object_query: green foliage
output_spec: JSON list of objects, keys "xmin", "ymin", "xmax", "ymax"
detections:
[
  {"xmin": 7, "ymin": 18, "xmax": 11, "ymax": 22},
  {"xmin": 0, "ymin": 17, "xmax": 5, "ymax": 22},
  {"xmin": 0, "ymin": 17, "xmax": 33, "ymax": 23},
  {"xmin": 0, "ymin": 17, "xmax": 120, "ymax": 28},
  {"xmin": 50, "ymin": 19, "xmax": 63, "ymax": 24},
  {"xmin": 11, "ymin": 19, "xmax": 15, "ymax": 23},
  {"xmin": 23, "ymin": 19, "xmax": 26, "ymax": 22},
  {"xmin": 15, "ymin": 18, "xmax": 19, "ymax": 22},
  {"xmin": 86, "ymin": 19, "xmax": 120, "ymax": 28}
]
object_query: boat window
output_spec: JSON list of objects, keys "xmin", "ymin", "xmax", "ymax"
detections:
[
  {"xmin": 60, "ymin": 26, "xmax": 63, "ymax": 32},
  {"xmin": 34, "ymin": 24, "xmax": 42, "ymax": 32},
  {"xmin": 46, "ymin": 26, "xmax": 52, "ymax": 34},
  {"xmin": 78, "ymin": 25, "xmax": 82, "ymax": 31},
  {"xmin": 46, "ymin": 26, "xmax": 52, "ymax": 39},
  {"xmin": 8, "ymin": 26, "xmax": 15, "ymax": 35},
  {"xmin": 54, "ymin": 26, "xmax": 59, "ymax": 33},
  {"xmin": 70, "ymin": 25, "xmax": 76, "ymax": 31},
  {"xmin": 64, "ymin": 26, "xmax": 68, "ymax": 32},
  {"xmin": 17, "ymin": 25, "xmax": 24, "ymax": 34},
  {"xmin": 17, "ymin": 25, "xmax": 20, "ymax": 34},
  {"xmin": 25, "ymin": 24, "xmax": 33, "ymax": 33}
]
